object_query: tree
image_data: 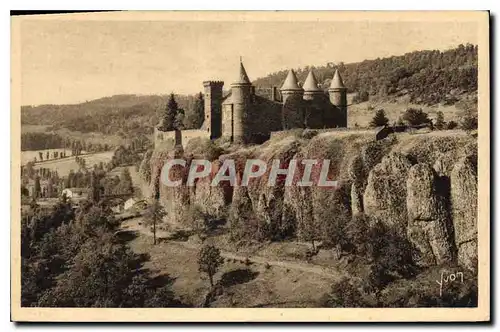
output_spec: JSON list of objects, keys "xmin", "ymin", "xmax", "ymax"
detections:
[
  {"xmin": 143, "ymin": 200, "xmax": 166, "ymax": 245},
  {"xmin": 46, "ymin": 178, "xmax": 55, "ymax": 198},
  {"xmin": 435, "ymin": 111, "xmax": 445, "ymax": 130},
  {"xmin": 402, "ymin": 108, "xmax": 431, "ymax": 126},
  {"xmin": 185, "ymin": 92, "xmax": 205, "ymax": 129},
  {"xmin": 117, "ymin": 168, "xmax": 134, "ymax": 195},
  {"xmin": 174, "ymin": 109, "xmax": 185, "ymax": 130},
  {"xmin": 197, "ymin": 244, "xmax": 224, "ymax": 287},
  {"xmin": 88, "ymin": 172, "xmax": 101, "ymax": 203},
  {"xmin": 370, "ymin": 109, "xmax": 389, "ymax": 127},
  {"xmin": 33, "ymin": 176, "xmax": 41, "ymax": 199},
  {"xmin": 158, "ymin": 93, "xmax": 179, "ymax": 131}
]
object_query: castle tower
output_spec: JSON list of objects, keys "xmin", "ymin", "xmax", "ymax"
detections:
[
  {"xmin": 203, "ymin": 80, "xmax": 224, "ymax": 139},
  {"xmin": 280, "ymin": 69, "xmax": 305, "ymax": 129},
  {"xmin": 280, "ymin": 69, "xmax": 303, "ymax": 103},
  {"xmin": 303, "ymin": 70, "xmax": 326, "ymax": 128},
  {"xmin": 328, "ymin": 69, "xmax": 347, "ymax": 127},
  {"xmin": 231, "ymin": 61, "xmax": 253, "ymax": 143},
  {"xmin": 303, "ymin": 70, "xmax": 324, "ymax": 101}
]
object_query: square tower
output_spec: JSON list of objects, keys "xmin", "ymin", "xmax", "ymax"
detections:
[{"xmin": 203, "ymin": 81, "xmax": 224, "ymax": 139}]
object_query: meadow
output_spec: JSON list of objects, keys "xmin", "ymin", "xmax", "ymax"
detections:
[{"xmin": 29, "ymin": 151, "xmax": 115, "ymax": 177}]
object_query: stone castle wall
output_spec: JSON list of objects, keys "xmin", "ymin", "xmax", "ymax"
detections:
[{"xmin": 154, "ymin": 127, "xmax": 209, "ymax": 149}]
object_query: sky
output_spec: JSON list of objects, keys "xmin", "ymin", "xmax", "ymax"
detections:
[{"xmin": 19, "ymin": 16, "xmax": 479, "ymax": 106}]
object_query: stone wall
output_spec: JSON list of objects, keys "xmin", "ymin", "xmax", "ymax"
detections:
[{"xmin": 154, "ymin": 128, "xmax": 209, "ymax": 149}]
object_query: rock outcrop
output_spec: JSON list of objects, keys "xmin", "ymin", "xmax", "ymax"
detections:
[
  {"xmin": 450, "ymin": 155, "xmax": 478, "ymax": 270},
  {"xmin": 406, "ymin": 163, "xmax": 453, "ymax": 266},
  {"xmin": 145, "ymin": 131, "xmax": 479, "ymax": 269},
  {"xmin": 363, "ymin": 152, "xmax": 412, "ymax": 235}
]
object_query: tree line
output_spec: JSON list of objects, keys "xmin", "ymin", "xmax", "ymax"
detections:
[
  {"xmin": 22, "ymin": 132, "xmax": 112, "ymax": 153},
  {"xmin": 253, "ymin": 44, "xmax": 478, "ymax": 106}
]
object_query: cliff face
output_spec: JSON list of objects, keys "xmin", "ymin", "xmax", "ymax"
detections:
[{"xmin": 144, "ymin": 130, "xmax": 478, "ymax": 270}]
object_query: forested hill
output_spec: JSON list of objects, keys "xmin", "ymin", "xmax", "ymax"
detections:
[
  {"xmin": 253, "ymin": 44, "xmax": 478, "ymax": 106},
  {"xmin": 21, "ymin": 94, "xmax": 198, "ymax": 137}
]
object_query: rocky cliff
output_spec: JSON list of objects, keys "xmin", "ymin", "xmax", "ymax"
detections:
[{"xmin": 143, "ymin": 130, "xmax": 478, "ymax": 270}]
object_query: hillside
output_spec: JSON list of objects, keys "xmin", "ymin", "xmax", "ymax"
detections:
[
  {"xmin": 253, "ymin": 44, "xmax": 477, "ymax": 106},
  {"xmin": 21, "ymin": 94, "xmax": 199, "ymax": 137}
]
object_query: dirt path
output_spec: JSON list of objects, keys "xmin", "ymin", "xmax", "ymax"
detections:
[{"xmin": 120, "ymin": 218, "xmax": 343, "ymax": 280}]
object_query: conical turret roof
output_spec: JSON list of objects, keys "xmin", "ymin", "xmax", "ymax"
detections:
[
  {"xmin": 303, "ymin": 70, "xmax": 323, "ymax": 92},
  {"xmin": 329, "ymin": 69, "xmax": 345, "ymax": 89},
  {"xmin": 234, "ymin": 61, "xmax": 251, "ymax": 85},
  {"xmin": 280, "ymin": 69, "xmax": 302, "ymax": 91}
]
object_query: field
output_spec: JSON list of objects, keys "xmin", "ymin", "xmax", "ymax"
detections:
[{"xmin": 31, "ymin": 151, "xmax": 114, "ymax": 176}]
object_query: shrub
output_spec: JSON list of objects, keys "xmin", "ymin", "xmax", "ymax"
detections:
[
  {"xmin": 460, "ymin": 115, "xmax": 478, "ymax": 131},
  {"xmin": 183, "ymin": 205, "xmax": 208, "ymax": 234},
  {"xmin": 342, "ymin": 213, "xmax": 371, "ymax": 256},
  {"xmin": 434, "ymin": 111, "xmax": 445, "ymax": 130},
  {"xmin": 301, "ymin": 129, "xmax": 319, "ymax": 139},
  {"xmin": 185, "ymin": 138, "xmax": 224, "ymax": 161},
  {"xmin": 446, "ymin": 120, "xmax": 458, "ymax": 130},
  {"xmin": 413, "ymin": 273, "xmax": 478, "ymax": 307},
  {"xmin": 321, "ymin": 278, "xmax": 375, "ymax": 308},
  {"xmin": 228, "ymin": 194, "xmax": 271, "ymax": 242},
  {"xmin": 378, "ymin": 268, "xmax": 478, "ymax": 308},
  {"xmin": 366, "ymin": 222, "xmax": 418, "ymax": 280},
  {"xmin": 402, "ymin": 108, "xmax": 431, "ymax": 126}
]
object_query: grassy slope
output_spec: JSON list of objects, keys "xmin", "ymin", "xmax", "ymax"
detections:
[{"xmin": 346, "ymin": 93, "xmax": 473, "ymax": 128}]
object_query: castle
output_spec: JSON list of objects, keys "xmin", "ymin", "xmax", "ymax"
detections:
[{"xmin": 155, "ymin": 61, "xmax": 347, "ymax": 147}]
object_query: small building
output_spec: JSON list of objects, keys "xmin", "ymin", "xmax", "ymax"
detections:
[{"xmin": 61, "ymin": 188, "xmax": 88, "ymax": 199}]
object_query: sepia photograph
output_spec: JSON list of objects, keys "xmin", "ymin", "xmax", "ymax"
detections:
[{"xmin": 10, "ymin": 10, "xmax": 490, "ymax": 322}]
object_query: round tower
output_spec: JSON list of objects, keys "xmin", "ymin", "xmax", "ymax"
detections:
[
  {"xmin": 280, "ymin": 69, "xmax": 303, "ymax": 103},
  {"xmin": 231, "ymin": 61, "xmax": 253, "ymax": 143},
  {"xmin": 303, "ymin": 70, "xmax": 323, "ymax": 101},
  {"xmin": 328, "ymin": 69, "xmax": 347, "ymax": 127},
  {"xmin": 280, "ymin": 69, "xmax": 305, "ymax": 129},
  {"xmin": 303, "ymin": 70, "xmax": 327, "ymax": 128}
]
